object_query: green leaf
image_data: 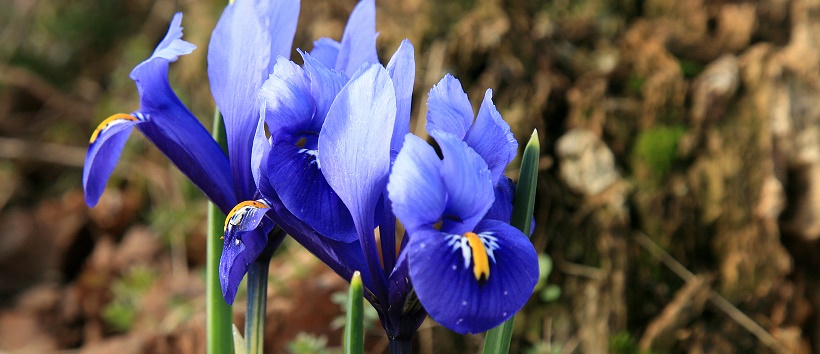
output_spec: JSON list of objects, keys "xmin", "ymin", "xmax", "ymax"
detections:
[
  {"xmin": 207, "ymin": 110, "xmax": 233, "ymax": 354},
  {"xmin": 483, "ymin": 129, "xmax": 539, "ymax": 354},
  {"xmin": 344, "ymin": 271, "xmax": 364, "ymax": 354}
]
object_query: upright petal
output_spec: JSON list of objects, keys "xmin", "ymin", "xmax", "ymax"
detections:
[
  {"xmin": 386, "ymin": 40, "xmax": 415, "ymax": 154},
  {"xmin": 128, "ymin": 14, "xmax": 236, "ymax": 212},
  {"xmin": 464, "ymin": 89, "xmax": 518, "ymax": 184},
  {"xmin": 434, "ymin": 131, "xmax": 494, "ymax": 234},
  {"xmin": 335, "ymin": 0, "xmax": 378, "ymax": 76},
  {"xmin": 310, "ymin": 37, "xmax": 341, "ymax": 69},
  {"xmin": 425, "ymin": 74, "xmax": 474, "ymax": 139},
  {"xmin": 408, "ymin": 220, "xmax": 538, "ymax": 334},
  {"xmin": 319, "ymin": 64, "xmax": 396, "ymax": 230},
  {"xmin": 387, "ymin": 134, "xmax": 446, "ymax": 233},
  {"xmin": 83, "ymin": 114, "xmax": 143, "ymax": 206},
  {"xmin": 483, "ymin": 177, "xmax": 515, "ymax": 223},
  {"xmin": 208, "ymin": 0, "xmax": 300, "ymax": 199},
  {"xmin": 259, "ymin": 58, "xmax": 316, "ymax": 136},
  {"xmin": 250, "ymin": 114, "xmax": 270, "ymax": 189},
  {"xmin": 319, "ymin": 64, "xmax": 396, "ymax": 297},
  {"xmin": 301, "ymin": 51, "xmax": 347, "ymax": 126}
]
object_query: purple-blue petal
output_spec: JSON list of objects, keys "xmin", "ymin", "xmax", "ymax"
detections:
[
  {"xmin": 434, "ymin": 131, "xmax": 494, "ymax": 234},
  {"xmin": 128, "ymin": 14, "xmax": 236, "ymax": 213},
  {"xmin": 387, "ymin": 134, "xmax": 446, "ymax": 233},
  {"xmin": 208, "ymin": 0, "xmax": 300, "ymax": 199},
  {"xmin": 251, "ymin": 113, "xmax": 271, "ymax": 189},
  {"xmin": 220, "ymin": 217, "xmax": 274, "ymax": 305},
  {"xmin": 319, "ymin": 63, "xmax": 396, "ymax": 298},
  {"xmin": 407, "ymin": 219, "xmax": 538, "ymax": 334},
  {"xmin": 83, "ymin": 117, "xmax": 142, "ymax": 207},
  {"xmin": 464, "ymin": 89, "xmax": 518, "ymax": 184},
  {"xmin": 386, "ymin": 40, "xmax": 415, "ymax": 154},
  {"xmin": 259, "ymin": 58, "xmax": 316, "ymax": 135},
  {"xmin": 484, "ymin": 177, "xmax": 515, "ymax": 223},
  {"xmin": 301, "ymin": 51, "xmax": 348, "ymax": 126},
  {"xmin": 425, "ymin": 74, "xmax": 474, "ymax": 139},
  {"xmin": 319, "ymin": 63, "xmax": 396, "ymax": 232},
  {"xmin": 266, "ymin": 142, "xmax": 357, "ymax": 242},
  {"xmin": 310, "ymin": 37, "xmax": 341, "ymax": 69},
  {"xmin": 334, "ymin": 0, "xmax": 378, "ymax": 76}
]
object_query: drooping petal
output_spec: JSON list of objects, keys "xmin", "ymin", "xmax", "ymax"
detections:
[
  {"xmin": 259, "ymin": 58, "xmax": 316, "ymax": 136},
  {"xmin": 425, "ymin": 74, "xmax": 474, "ymax": 139},
  {"xmin": 464, "ymin": 89, "xmax": 518, "ymax": 184},
  {"xmin": 434, "ymin": 131, "xmax": 494, "ymax": 234},
  {"xmin": 208, "ymin": 0, "xmax": 300, "ymax": 199},
  {"xmin": 310, "ymin": 37, "xmax": 340, "ymax": 69},
  {"xmin": 334, "ymin": 0, "xmax": 378, "ymax": 76},
  {"xmin": 407, "ymin": 219, "xmax": 539, "ymax": 334},
  {"xmin": 319, "ymin": 63, "xmax": 396, "ymax": 298},
  {"xmin": 256, "ymin": 173, "xmax": 377, "ymax": 292},
  {"xmin": 386, "ymin": 40, "xmax": 415, "ymax": 154},
  {"xmin": 266, "ymin": 142, "xmax": 357, "ymax": 242},
  {"xmin": 128, "ymin": 14, "xmax": 236, "ymax": 212},
  {"xmin": 301, "ymin": 51, "xmax": 347, "ymax": 127},
  {"xmin": 83, "ymin": 114, "xmax": 143, "ymax": 207},
  {"xmin": 387, "ymin": 134, "xmax": 446, "ymax": 233},
  {"xmin": 220, "ymin": 199, "xmax": 277, "ymax": 305}
]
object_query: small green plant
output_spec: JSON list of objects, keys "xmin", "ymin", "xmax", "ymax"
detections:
[
  {"xmin": 632, "ymin": 125, "xmax": 686, "ymax": 184},
  {"xmin": 101, "ymin": 265, "xmax": 156, "ymax": 331},
  {"xmin": 287, "ymin": 333, "xmax": 341, "ymax": 354}
]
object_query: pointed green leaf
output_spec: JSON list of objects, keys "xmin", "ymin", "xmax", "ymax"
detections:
[
  {"xmin": 232, "ymin": 324, "xmax": 248, "ymax": 354},
  {"xmin": 344, "ymin": 271, "xmax": 364, "ymax": 354},
  {"xmin": 482, "ymin": 129, "xmax": 539, "ymax": 354}
]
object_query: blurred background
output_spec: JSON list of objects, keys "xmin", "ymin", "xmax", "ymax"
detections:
[{"xmin": 1, "ymin": 0, "xmax": 818, "ymax": 353}]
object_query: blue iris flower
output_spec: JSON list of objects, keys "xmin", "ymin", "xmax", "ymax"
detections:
[
  {"xmin": 82, "ymin": 0, "xmax": 301, "ymax": 305},
  {"xmin": 220, "ymin": 0, "xmax": 535, "ymax": 339}
]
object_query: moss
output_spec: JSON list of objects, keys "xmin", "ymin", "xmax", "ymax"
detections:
[{"xmin": 631, "ymin": 125, "xmax": 686, "ymax": 184}]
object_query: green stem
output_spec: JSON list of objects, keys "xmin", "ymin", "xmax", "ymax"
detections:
[
  {"xmin": 207, "ymin": 109, "xmax": 232, "ymax": 354},
  {"xmin": 245, "ymin": 260, "xmax": 269, "ymax": 354}
]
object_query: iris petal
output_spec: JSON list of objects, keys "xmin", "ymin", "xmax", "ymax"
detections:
[
  {"xmin": 310, "ymin": 37, "xmax": 341, "ymax": 69},
  {"xmin": 83, "ymin": 115, "xmax": 142, "ymax": 207},
  {"xmin": 208, "ymin": 0, "xmax": 300, "ymax": 199},
  {"xmin": 484, "ymin": 177, "xmax": 515, "ymax": 223},
  {"xmin": 425, "ymin": 74, "xmax": 474, "ymax": 139},
  {"xmin": 319, "ymin": 63, "xmax": 396, "ymax": 298},
  {"xmin": 319, "ymin": 64, "xmax": 396, "ymax": 230},
  {"xmin": 219, "ymin": 219, "xmax": 274, "ymax": 305},
  {"xmin": 250, "ymin": 113, "xmax": 271, "ymax": 189},
  {"xmin": 386, "ymin": 40, "xmax": 415, "ymax": 154},
  {"xmin": 127, "ymin": 14, "xmax": 236, "ymax": 213},
  {"xmin": 407, "ymin": 219, "xmax": 538, "ymax": 334},
  {"xmin": 434, "ymin": 131, "xmax": 494, "ymax": 234},
  {"xmin": 387, "ymin": 134, "xmax": 446, "ymax": 233},
  {"xmin": 267, "ymin": 142, "xmax": 357, "ymax": 242},
  {"xmin": 259, "ymin": 58, "xmax": 316, "ymax": 136},
  {"xmin": 301, "ymin": 51, "xmax": 347, "ymax": 128},
  {"xmin": 464, "ymin": 89, "xmax": 518, "ymax": 184},
  {"xmin": 335, "ymin": 0, "xmax": 378, "ymax": 76}
]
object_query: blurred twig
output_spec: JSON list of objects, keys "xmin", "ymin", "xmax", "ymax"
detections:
[
  {"xmin": 0, "ymin": 137, "xmax": 86, "ymax": 167},
  {"xmin": 0, "ymin": 65, "xmax": 94, "ymax": 122},
  {"xmin": 633, "ymin": 232, "xmax": 794, "ymax": 354}
]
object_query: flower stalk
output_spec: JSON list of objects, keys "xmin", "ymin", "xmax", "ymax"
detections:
[
  {"xmin": 245, "ymin": 259, "xmax": 270, "ymax": 354},
  {"xmin": 207, "ymin": 110, "xmax": 233, "ymax": 354}
]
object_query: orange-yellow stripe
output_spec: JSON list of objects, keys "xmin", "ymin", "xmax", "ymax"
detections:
[
  {"xmin": 465, "ymin": 232, "xmax": 490, "ymax": 281},
  {"xmin": 224, "ymin": 200, "xmax": 269, "ymax": 232},
  {"xmin": 90, "ymin": 113, "xmax": 139, "ymax": 143}
]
